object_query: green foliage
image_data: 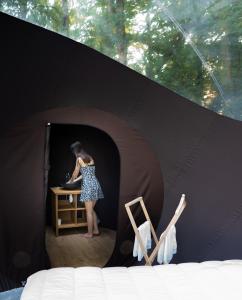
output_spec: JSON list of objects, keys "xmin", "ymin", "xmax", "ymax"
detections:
[{"xmin": 1, "ymin": 0, "xmax": 242, "ymax": 120}]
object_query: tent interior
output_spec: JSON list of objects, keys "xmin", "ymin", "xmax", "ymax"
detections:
[
  {"xmin": 45, "ymin": 124, "xmax": 120, "ymax": 268},
  {"xmin": 1, "ymin": 2, "xmax": 242, "ymax": 297}
]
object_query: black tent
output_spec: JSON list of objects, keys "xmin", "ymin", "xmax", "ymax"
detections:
[{"xmin": 1, "ymin": 12, "xmax": 242, "ymax": 291}]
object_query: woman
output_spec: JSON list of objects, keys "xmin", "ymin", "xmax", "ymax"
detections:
[{"xmin": 68, "ymin": 141, "xmax": 104, "ymax": 238}]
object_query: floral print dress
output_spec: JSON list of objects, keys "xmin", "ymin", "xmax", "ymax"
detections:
[{"xmin": 79, "ymin": 165, "xmax": 104, "ymax": 202}]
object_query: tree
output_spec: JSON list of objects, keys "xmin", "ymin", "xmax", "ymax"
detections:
[{"xmin": 1, "ymin": 0, "xmax": 242, "ymax": 120}]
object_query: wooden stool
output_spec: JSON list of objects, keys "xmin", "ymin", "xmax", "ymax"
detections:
[{"xmin": 50, "ymin": 187, "xmax": 87, "ymax": 236}]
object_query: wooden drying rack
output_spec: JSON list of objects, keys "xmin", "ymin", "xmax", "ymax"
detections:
[{"xmin": 125, "ymin": 194, "xmax": 187, "ymax": 265}]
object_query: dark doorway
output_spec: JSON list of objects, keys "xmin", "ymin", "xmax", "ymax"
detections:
[
  {"xmin": 46, "ymin": 123, "xmax": 120, "ymax": 230},
  {"xmin": 44, "ymin": 123, "xmax": 120, "ymax": 267}
]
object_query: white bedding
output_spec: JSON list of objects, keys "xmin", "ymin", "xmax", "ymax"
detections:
[{"xmin": 21, "ymin": 260, "xmax": 242, "ymax": 300}]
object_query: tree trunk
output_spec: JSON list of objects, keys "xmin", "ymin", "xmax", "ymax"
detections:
[
  {"xmin": 109, "ymin": 0, "xmax": 127, "ymax": 65},
  {"xmin": 145, "ymin": 11, "xmax": 154, "ymax": 79},
  {"xmin": 62, "ymin": 0, "xmax": 69, "ymax": 36},
  {"xmin": 19, "ymin": 0, "xmax": 28, "ymax": 19},
  {"xmin": 116, "ymin": 0, "xmax": 127, "ymax": 65}
]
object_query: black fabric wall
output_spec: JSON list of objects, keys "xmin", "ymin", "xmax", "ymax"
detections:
[
  {"xmin": 1, "ymin": 11, "xmax": 242, "ymax": 290},
  {"xmin": 47, "ymin": 124, "xmax": 120, "ymax": 230}
]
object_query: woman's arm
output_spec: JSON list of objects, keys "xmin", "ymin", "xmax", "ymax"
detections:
[
  {"xmin": 68, "ymin": 159, "xmax": 81, "ymax": 183},
  {"xmin": 73, "ymin": 174, "xmax": 82, "ymax": 182},
  {"xmin": 87, "ymin": 157, "xmax": 94, "ymax": 165}
]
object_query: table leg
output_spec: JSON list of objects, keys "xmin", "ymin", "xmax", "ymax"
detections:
[
  {"xmin": 52, "ymin": 193, "xmax": 54, "ymax": 230},
  {"xmin": 74, "ymin": 195, "xmax": 77, "ymax": 224},
  {"xmin": 55, "ymin": 195, "xmax": 59, "ymax": 237}
]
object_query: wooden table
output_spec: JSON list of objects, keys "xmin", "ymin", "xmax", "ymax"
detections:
[{"xmin": 50, "ymin": 187, "xmax": 87, "ymax": 236}]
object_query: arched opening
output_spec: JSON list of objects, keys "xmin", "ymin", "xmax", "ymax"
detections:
[
  {"xmin": 45, "ymin": 123, "xmax": 120, "ymax": 267},
  {"xmin": 0, "ymin": 106, "xmax": 163, "ymax": 287}
]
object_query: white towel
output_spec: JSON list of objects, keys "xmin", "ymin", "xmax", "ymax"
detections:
[
  {"xmin": 133, "ymin": 221, "xmax": 152, "ymax": 261},
  {"xmin": 69, "ymin": 194, "xmax": 73, "ymax": 203},
  {"xmin": 157, "ymin": 225, "xmax": 177, "ymax": 264}
]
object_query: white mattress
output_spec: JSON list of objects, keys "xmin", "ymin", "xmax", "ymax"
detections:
[{"xmin": 21, "ymin": 260, "xmax": 242, "ymax": 300}]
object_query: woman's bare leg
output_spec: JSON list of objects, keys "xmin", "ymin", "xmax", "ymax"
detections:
[
  {"xmin": 92, "ymin": 201, "xmax": 99, "ymax": 235},
  {"xmin": 81, "ymin": 201, "xmax": 93, "ymax": 238}
]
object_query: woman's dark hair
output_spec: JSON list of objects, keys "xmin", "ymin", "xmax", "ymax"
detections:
[
  {"xmin": 70, "ymin": 141, "xmax": 82, "ymax": 153},
  {"xmin": 70, "ymin": 141, "xmax": 92, "ymax": 163}
]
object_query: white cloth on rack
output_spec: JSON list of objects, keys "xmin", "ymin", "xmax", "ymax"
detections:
[
  {"xmin": 133, "ymin": 221, "xmax": 152, "ymax": 261},
  {"xmin": 157, "ymin": 224, "xmax": 177, "ymax": 264}
]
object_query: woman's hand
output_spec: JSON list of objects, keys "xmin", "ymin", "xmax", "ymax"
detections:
[{"xmin": 73, "ymin": 175, "xmax": 82, "ymax": 183}]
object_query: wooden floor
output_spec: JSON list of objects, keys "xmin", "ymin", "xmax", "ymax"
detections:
[{"xmin": 46, "ymin": 226, "xmax": 116, "ymax": 268}]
